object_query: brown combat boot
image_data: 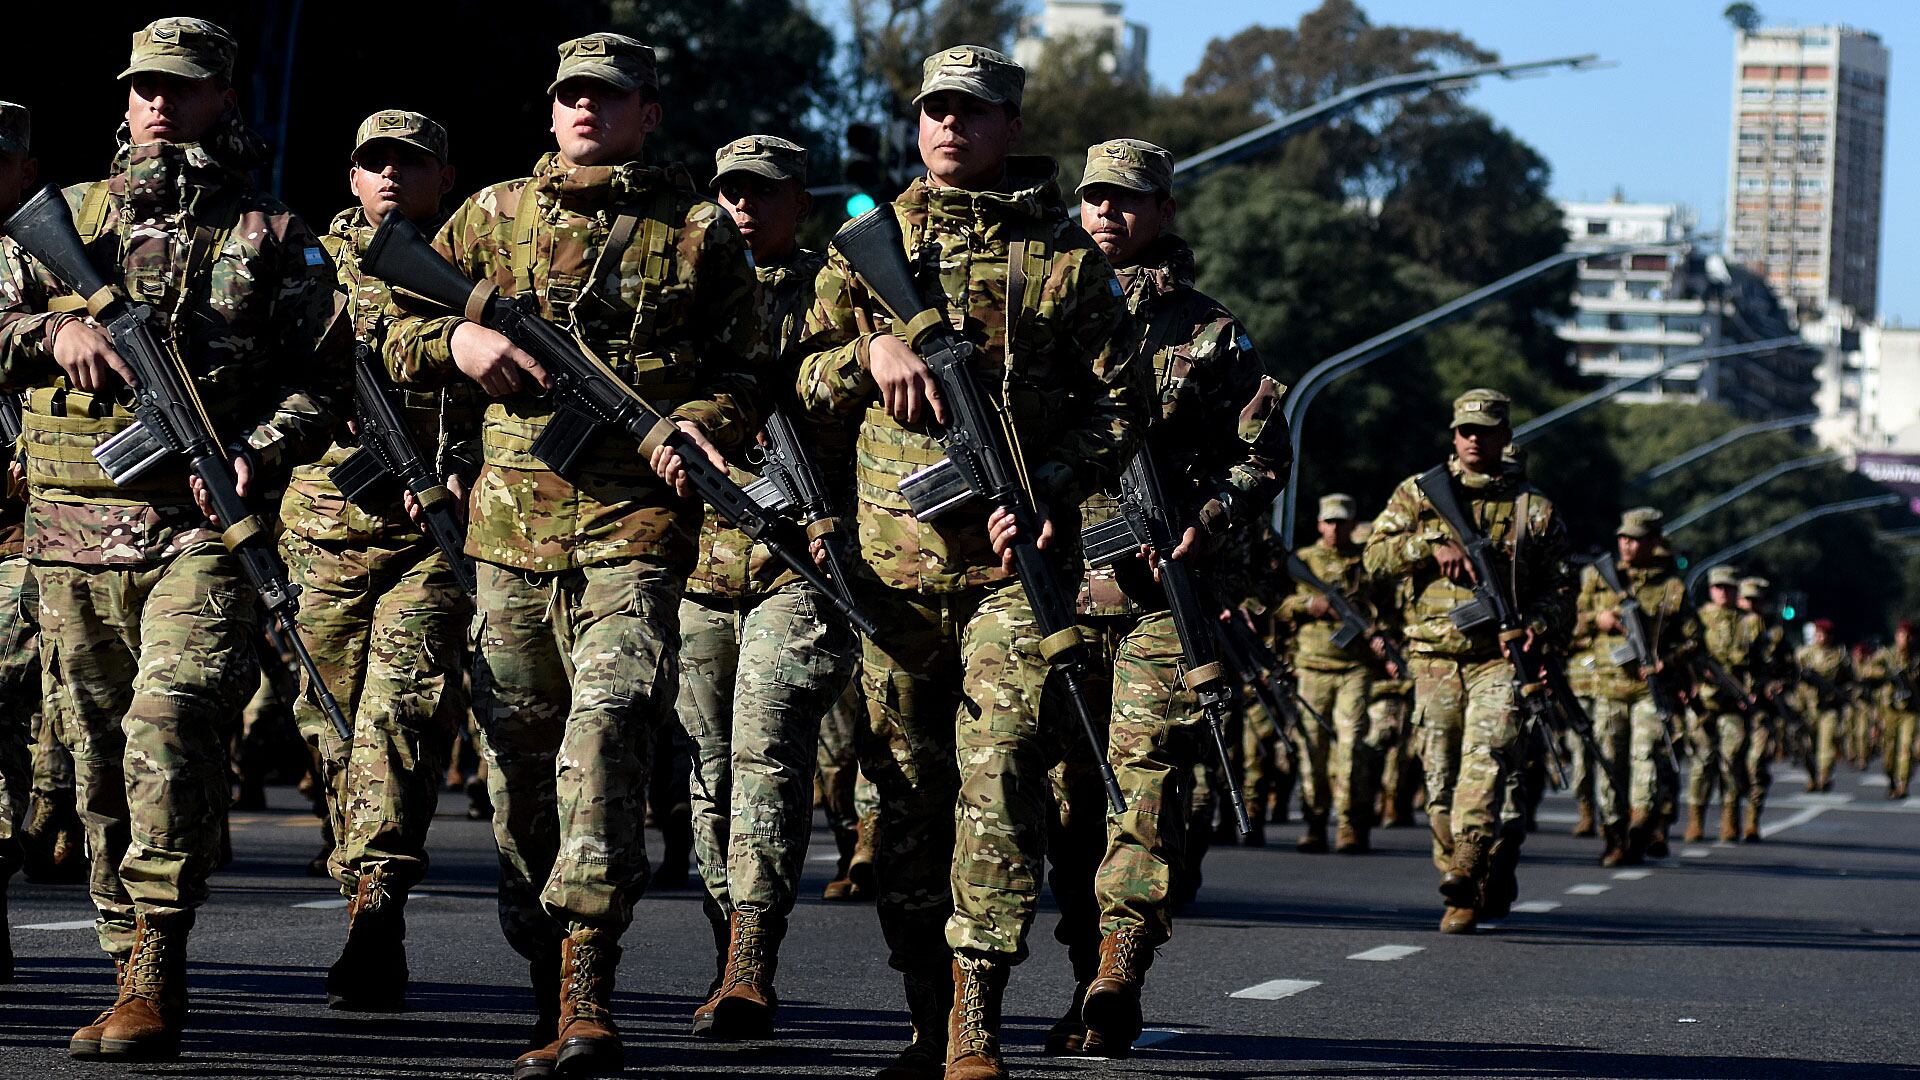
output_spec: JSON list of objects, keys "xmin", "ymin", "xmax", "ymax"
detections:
[
  {"xmin": 512, "ymin": 951, "xmax": 563, "ymax": 1080},
  {"xmin": 1479, "ymin": 827, "xmax": 1524, "ymax": 921},
  {"xmin": 1296, "ymin": 815, "xmax": 1329, "ymax": 853},
  {"xmin": 1438, "ymin": 833, "xmax": 1485, "ymax": 909},
  {"xmin": 705, "ymin": 905, "xmax": 782, "ymax": 1040},
  {"xmin": 1684, "ymin": 803, "xmax": 1706, "ymax": 843},
  {"xmin": 944, "ymin": 955, "xmax": 1010, "ymax": 1080},
  {"xmin": 1718, "ymin": 802, "xmax": 1740, "ymax": 842},
  {"xmin": 823, "ymin": 820, "xmax": 860, "ymax": 901},
  {"xmin": 68, "ymin": 957, "xmax": 128, "ymax": 1059},
  {"xmin": 877, "ymin": 967, "xmax": 951, "ymax": 1080},
  {"xmin": 690, "ymin": 901, "xmax": 732, "ymax": 1037},
  {"xmin": 1743, "ymin": 802, "xmax": 1764, "ymax": 843},
  {"xmin": 325, "ymin": 872, "xmax": 408, "ymax": 1011},
  {"xmin": 1439, "ymin": 905, "xmax": 1478, "ymax": 934},
  {"xmin": 1081, "ymin": 926, "xmax": 1151, "ymax": 1053},
  {"xmin": 1044, "ymin": 935, "xmax": 1099, "ymax": 1056},
  {"xmin": 98, "ymin": 915, "xmax": 189, "ymax": 1061},
  {"xmin": 555, "ymin": 924, "xmax": 622, "ymax": 1075},
  {"xmin": 1598, "ymin": 826, "xmax": 1628, "ymax": 868},
  {"xmin": 847, "ymin": 810, "xmax": 879, "ymax": 900},
  {"xmin": 1429, "ymin": 808, "xmax": 1455, "ymax": 873},
  {"xmin": 1335, "ymin": 822, "xmax": 1370, "ymax": 854},
  {"xmin": 1571, "ymin": 802, "xmax": 1596, "ymax": 838},
  {"xmin": 1622, "ymin": 811, "xmax": 1655, "ymax": 865}
]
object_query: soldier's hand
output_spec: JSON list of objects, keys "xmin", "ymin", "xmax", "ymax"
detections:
[
  {"xmin": 451, "ymin": 322, "xmax": 550, "ymax": 397},
  {"xmin": 1142, "ymin": 526, "xmax": 1202, "ymax": 582},
  {"xmin": 1596, "ymin": 609, "xmax": 1622, "ymax": 633},
  {"xmin": 189, "ymin": 452, "xmax": 253, "ymax": 526},
  {"xmin": 651, "ymin": 421, "xmax": 725, "ymax": 499},
  {"xmin": 1306, "ymin": 595, "xmax": 1332, "ymax": 619},
  {"xmin": 52, "ymin": 319, "xmax": 136, "ymax": 392},
  {"xmin": 1433, "ymin": 541, "xmax": 1475, "ymax": 584},
  {"xmin": 988, "ymin": 500, "xmax": 1053, "ymax": 571},
  {"xmin": 402, "ymin": 473, "xmax": 467, "ymax": 529},
  {"xmin": 869, "ymin": 335, "xmax": 946, "ymax": 426}
]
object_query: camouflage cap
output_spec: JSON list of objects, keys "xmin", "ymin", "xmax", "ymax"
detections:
[
  {"xmin": 118, "ymin": 17, "xmax": 237, "ymax": 83},
  {"xmin": 0, "ymin": 101, "xmax": 28, "ymax": 157},
  {"xmin": 914, "ymin": 45, "xmax": 1024, "ymax": 110},
  {"xmin": 712, "ymin": 135, "xmax": 807, "ymax": 187},
  {"xmin": 546, "ymin": 33, "xmax": 658, "ymax": 96},
  {"xmin": 1739, "ymin": 575, "xmax": 1771, "ymax": 600},
  {"xmin": 1318, "ymin": 493, "xmax": 1357, "ymax": 522},
  {"xmin": 1618, "ymin": 506, "xmax": 1665, "ymax": 538},
  {"xmin": 1451, "ymin": 388, "xmax": 1512, "ymax": 429},
  {"xmin": 1078, "ymin": 138, "xmax": 1174, "ymax": 196},
  {"xmin": 352, "ymin": 110, "xmax": 449, "ymax": 164},
  {"xmin": 1707, "ymin": 566, "xmax": 1740, "ymax": 588}
]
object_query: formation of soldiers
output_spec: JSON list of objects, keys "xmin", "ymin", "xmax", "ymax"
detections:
[{"xmin": 0, "ymin": 18, "xmax": 1912, "ymax": 1079}]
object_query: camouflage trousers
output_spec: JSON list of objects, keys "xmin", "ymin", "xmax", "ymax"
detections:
[
  {"xmin": 1844, "ymin": 702, "xmax": 1875, "ymax": 765},
  {"xmin": 1583, "ymin": 697, "xmax": 1637, "ymax": 834},
  {"xmin": 1566, "ymin": 701, "xmax": 1597, "ymax": 816},
  {"xmin": 1806, "ymin": 707, "xmax": 1841, "ymax": 785},
  {"xmin": 1371, "ymin": 693, "xmax": 1414, "ymax": 820},
  {"xmin": 1883, "ymin": 709, "xmax": 1915, "ymax": 789},
  {"xmin": 856, "ymin": 579, "xmax": 1069, "ymax": 970},
  {"xmin": 676, "ymin": 583, "xmax": 855, "ymax": 918},
  {"xmin": 234, "ymin": 639, "xmax": 298, "ymax": 787},
  {"xmin": 816, "ymin": 678, "xmax": 878, "ymax": 845},
  {"xmin": 471, "ymin": 558, "xmax": 681, "ymax": 961},
  {"xmin": 31, "ymin": 687, "xmax": 71, "ymax": 794},
  {"xmin": 38, "ymin": 544, "xmax": 261, "ymax": 955},
  {"xmin": 283, "ymin": 533, "xmax": 469, "ymax": 896},
  {"xmin": 0, "ymin": 557, "xmax": 38, "ymax": 876},
  {"xmin": 1412, "ymin": 655, "xmax": 1525, "ymax": 861},
  {"xmin": 1294, "ymin": 666, "xmax": 1374, "ymax": 831},
  {"xmin": 1240, "ymin": 690, "xmax": 1289, "ymax": 823},
  {"xmin": 1686, "ymin": 713, "xmax": 1753, "ymax": 816}
]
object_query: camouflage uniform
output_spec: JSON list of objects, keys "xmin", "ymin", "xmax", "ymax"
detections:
[
  {"xmin": 0, "ymin": 170, "xmax": 37, "ymax": 885},
  {"xmin": 1794, "ymin": 639, "xmax": 1851, "ymax": 791},
  {"xmin": 0, "ymin": 109, "xmax": 347, "ymax": 956},
  {"xmin": 1363, "ymin": 422, "xmax": 1574, "ymax": 884},
  {"xmin": 383, "ymin": 146, "xmax": 763, "ymax": 959},
  {"xmin": 1861, "ymin": 644, "xmax": 1916, "ymax": 795},
  {"xmin": 1688, "ymin": 597, "xmax": 1773, "ymax": 833},
  {"xmin": 796, "ymin": 140, "xmax": 1140, "ymax": 999}
]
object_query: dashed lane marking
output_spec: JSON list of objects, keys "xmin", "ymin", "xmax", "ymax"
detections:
[
  {"xmin": 1612, "ymin": 869, "xmax": 1652, "ymax": 881},
  {"xmin": 1229, "ymin": 979, "xmax": 1321, "ymax": 1001},
  {"xmin": 1680, "ymin": 847, "xmax": 1713, "ymax": 859},
  {"xmin": 1347, "ymin": 944, "xmax": 1424, "ymax": 962},
  {"xmin": 1511, "ymin": 900, "xmax": 1561, "ymax": 913},
  {"xmin": 1134, "ymin": 1029, "xmax": 1184, "ymax": 1048},
  {"xmin": 20, "ymin": 920, "xmax": 94, "ymax": 931},
  {"xmin": 1565, "ymin": 884, "xmax": 1611, "ymax": 896}
]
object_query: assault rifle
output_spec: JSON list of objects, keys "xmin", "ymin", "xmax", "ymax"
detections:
[
  {"xmin": 1891, "ymin": 658, "xmax": 1917, "ymax": 709},
  {"xmin": 3, "ymin": 185, "xmax": 352, "ymax": 742},
  {"xmin": 1590, "ymin": 555, "xmax": 1684, "ymax": 773},
  {"xmin": 360, "ymin": 212, "xmax": 878, "ymax": 638},
  {"xmin": 1081, "ymin": 443, "xmax": 1249, "ymax": 833},
  {"xmin": 0, "ymin": 391, "xmax": 20, "ymax": 446},
  {"xmin": 1414, "ymin": 465, "xmax": 1593, "ymax": 784},
  {"xmin": 1214, "ymin": 608, "xmax": 1333, "ymax": 753},
  {"xmin": 831, "ymin": 206, "xmax": 1125, "ymax": 811},
  {"xmin": 742, "ymin": 407, "xmax": 864, "ymax": 630},
  {"xmin": 1286, "ymin": 552, "xmax": 1407, "ymax": 676},
  {"xmin": 331, "ymin": 343, "xmax": 476, "ymax": 594}
]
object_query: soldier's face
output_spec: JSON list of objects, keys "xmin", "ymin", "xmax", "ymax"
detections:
[
  {"xmin": 127, "ymin": 72, "xmax": 233, "ymax": 145},
  {"xmin": 1317, "ymin": 518, "xmax": 1352, "ymax": 545},
  {"xmin": 349, "ymin": 141, "xmax": 453, "ymax": 228},
  {"xmin": 716, "ymin": 174, "xmax": 809, "ymax": 263},
  {"xmin": 1452, "ymin": 424, "xmax": 1509, "ymax": 473},
  {"xmin": 918, "ymin": 92, "xmax": 1020, "ymax": 191},
  {"xmin": 1710, "ymin": 584, "xmax": 1735, "ymax": 606},
  {"xmin": 1899, "ymin": 629, "xmax": 1912, "ymax": 649},
  {"xmin": 551, "ymin": 79, "xmax": 660, "ymax": 167},
  {"xmin": 1815, "ymin": 626, "xmax": 1832, "ymax": 645},
  {"xmin": 1080, "ymin": 184, "xmax": 1174, "ymax": 268},
  {"xmin": 1618, "ymin": 534, "xmax": 1652, "ymax": 565},
  {"xmin": 0, "ymin": 151, "xmax": 37, "ymax": 217}
]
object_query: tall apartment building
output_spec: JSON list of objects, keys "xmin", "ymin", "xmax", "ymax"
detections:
[
  {"xmin": 1726, "ymin": 25, "xmax": 1889, "ymax": 321},
  {"xmin": 1011, "ymin": 0, "xmax": 1148, "ymax": 83}
]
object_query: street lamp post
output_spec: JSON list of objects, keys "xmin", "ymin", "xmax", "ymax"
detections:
[
  {"xmin": 1630, "ymin": 411, "xmax": 1820, "ymax": 487},
  {"xmin": 1683, "ymin": 493, "xmax": 1902, "ymax": 596},
  {"xmin": 1665, "ymin": 451, "xmax": 1847, "ymax": 534}
]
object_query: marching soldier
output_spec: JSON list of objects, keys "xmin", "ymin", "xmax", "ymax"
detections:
[
  {"xmin": 1862, "ymin": 622, "xmax": 1916, "ymax": 799},
  {"xmin": 280, "ymin": 109, "xmax": 475, "ymax": 1011},
  {"xmin": 1795, "ymin": 619, "xmax": 1851, "ymax": 793},
  {"xmin": 0, "ymin": 19, "xmax": 349, "ymax": 1058},
  {"xmin": 381, "ymin": 33, "xmax": 766, "ymax": 1078},
  {"xmin": 1363, "ymin": 389, "xmax": 1574, "ymax": 934},
  {"xmin": 796, "ymin": 46, "xmax": 1145, "ymax": 1080},
  {"xmin": 679, "ymin": 133, "xmax": 856, "ymax": 1040},
  {"xmin": 1736, "ymin": 577, "xmax": 1792, "ymax": 840},
  {"xmin": 1687, "ymin": 567, "xmax": 1751, "ymax": 842}
]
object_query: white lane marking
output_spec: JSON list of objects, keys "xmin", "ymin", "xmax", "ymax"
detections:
[
  {"xmin": 807, "ymin": 853, "xmax": 839, "ymax": 863},
  {"xmin": 1612, "ymin": 869, "xmax": 1652, "ymax": 881},
  {"xmin": 1681, "ymin": 847, "xmax": 1713, "ymax": 859},
  {"xmin": 1860, "ymin": 776, "xmax": 1885, "ymax": 786},
  {"xmin": 1760, "ymin": 805, "xmax": 1831, "ymax": 839},
  {"xmin": 1511, "ymin": 900, "xmax": 1561, "ymax": 913},
  {"xmin": 1229, "ymin": 979, "xmax": 1321, "ymax": 1000},
  {"xmin": 293, "ymin": 899, "xmax": 349, "ymax": 910},
  {"xmin": 1566, "ymin": 884, "xmax": 1611, "ymax": 896},
  {"xmin": 1134, "ymin": 1029, "xmax": 1184, "ymax": 1048},
  {"xmin": 1534, "ymin": 811, "xmax": 1579, "ymax": 825},
  {"xmin": 1347, "ymin": 945, "xmax": 1424, "ymax": 962},
  {"xmin": 1780, "ymin": 793, "xmax": 1855, "ymax": 807},
  {"xmin": 20, "ymin": 919, "xmax": 94, "ymax": 931}
]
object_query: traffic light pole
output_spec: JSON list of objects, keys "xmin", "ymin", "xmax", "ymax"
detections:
[
  {"xmin": 1665, "ymin": 451, "xmax": 1847, "ymax": 534},
  {"xmin": 1684, "ymin": 493, "xmax": 1902, "ymax": 597},
  {"xmin": 1630, "ymin": 411, "xmax": 1820, "ymax": 487},
  {"xmin": 1510, "ymin": 336, "xmax": 1801, "ymax": 446}
]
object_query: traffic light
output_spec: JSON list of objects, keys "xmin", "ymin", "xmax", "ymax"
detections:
[
  {"xmin": 844, "ymin": 123, "xmax": 884, "ymax": 217},
  {"xmin": 1781, "ymin": 603, "xmax": 1798, "ymax": 621}
]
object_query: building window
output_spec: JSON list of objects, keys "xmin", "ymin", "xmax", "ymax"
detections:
[
  {"xmin": 1667, "ymin": 316, "xmax": 1702, "ymax": 335},
  {"xmin": 1630, "ymin": 254, "xmax": 1670, "ymax": 272},
  {"xmin": 1770, "ymin": 176, "xmax": 1793, "ymax": 193},
  {"xmin": 1796, "ymin": 177, "xmax": 1824, "ymax": 193},
  {"xmin": 1584, "ymin": 220, "xmax": 1609, "ymax": 236},
  {"xmin": 1741, "ymin": 86, "xmax": 1770, "ymax": 101},
  {"xmin": 1575, "ymin": 311, "xmax": 1610, "ymax": 331},
  {"xmin": 1577, "ymin": 280, "xmax": 1613, "ymax": 298},
  {"xmin": 1736, "ymin": 175, "xmax": 1765, "ymax": 193},
  {"xmin": 1619, "ymin": 344, "xmax": 1657, "ymax": 362}
]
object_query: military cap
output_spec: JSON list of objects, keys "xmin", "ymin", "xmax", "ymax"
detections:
[
  {"xmin": 547, "ymin": 33, "xmax": 658, "ymax": 96},
  {"xmin": 1451, "ymin": 388, "xmax": 1512, "ymax": 429},
  {"xmin": 1739, "ymin": 576, "xmax": 1770, "ymax": 600},
  {"xmin": 119, "ymin": 17, "xmax": 237, "ymax": 83},
  {"xmin": 1318, "ymin": 493, "xmax": 1356, "ymax": 522},
  {"xmin": 0, "ymin": 102, "xmax": 28, "ymax": 157},
  {"xmin": 1618, "ymin": 506, "xmax": 1665, "ymax": 538},
  {"xmin": 1706, "ymin": 566, "xmax": 1739, "ymax": 588},
  {"xmin": 712, "ymin": 135, "xmax": 807, "ymax": 187},
  {"xmin": 1078, "ymin": 139, "xmax": 1174, "ymax": 196},
  {"xmin": 914, "ymin": 45, "xmax": 1024, "ymax": 110},
  {"xmin": 1812, "ymin": 617, "xmax": 1835, "ymax": 633},
  {"xmin": 352, "ymin": 110, "xmax": 449, "ymax": 164}
]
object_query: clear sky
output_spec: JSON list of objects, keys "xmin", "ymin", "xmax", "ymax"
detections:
[{"xmin": 820, "ymin": 1, "xmax": 1915, "ymax": 324}]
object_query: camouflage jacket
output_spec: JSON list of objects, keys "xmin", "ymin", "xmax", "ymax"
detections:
[
  {"xmin": 1860, "ymin": 645, "xmax": 1918, "ymax": 714},
  {"xmin": 0, "ymin": 241, "xmax": 41, "ymax": 558},
  {"xmin": 1277, "ymin": 539, "xmax": 1382, "ymax": 673},
  {"xmin": 382, "ymin": 153, "xmax": 765, "ymax": 574},
  {"xmin": 686, "ymin": 248, "xmax": 831, "ymax": 599},
  {"xmin": 1794, "ymin": 641, "xmax": 1851, "ymax": 708},
  {"xmin": 1570, "ymin": 558, "xmax": 1699, "ymax": 702},
  {"xmin": 1695, "ymin": 602, "xmax": 1772, "ymax": 711},
  {"xmin": 279, "ymin": 207, "xmax": 481, "ymax": 545},
  {"xmin": 796, "ymin": 159, "xmax": 1145, "ymax": 593},
  {"xmin": 0, "ymin": 121, "xmax": 348, "ymax": 567},
  {"xmin": 1073, "ymin": 235, "xmax": 1286, "ymax": 617},
  {"xmin": 1362, "ymin": 458, "xmax": 1574, "ymax": 661}
]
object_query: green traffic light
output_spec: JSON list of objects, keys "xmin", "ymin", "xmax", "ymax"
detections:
[
  {"xmin": 845, "ymin": 192, "xmax": 877, "ymax": 217},
  {"xmin": 1781, "ymin": 605, "xmax": 1797, "ymax": 620}
]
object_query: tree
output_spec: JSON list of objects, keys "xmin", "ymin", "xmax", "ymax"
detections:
[
  {"xmin": 846, "ymin": 0, "xmax": 1028, "ymax": 112},
  {"xmin": 1725, "ymin": 4, "xmax": 1764, "ymax": 34}
]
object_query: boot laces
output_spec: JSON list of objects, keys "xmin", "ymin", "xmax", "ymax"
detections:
[
  {"xmin": 127, "ymin": 928, "xmax": 175, "ymax": 1001},
  {"xmin": 724, "ymin": 910, "xmax": 765, "ymax": 988},
  {"xmin": 565, "ymin": 939, "xmax": 609, "ymax": 1022},
  {"xmin": 955, "ymin": 959, "xmax": 994, "ymax": 1057},
  {"xmin": 1110, "ymin": 931, "xmax": 1142, "ymax": 978}
]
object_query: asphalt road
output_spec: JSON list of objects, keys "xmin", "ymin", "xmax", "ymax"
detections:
[{"xmin": 4, "ymin": 763, "xmax": 1918, "ymax": 1079}]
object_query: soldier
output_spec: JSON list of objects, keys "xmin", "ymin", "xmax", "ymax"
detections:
[
  {"xmin": 679, "ymin": 134, "xmax": 856, "ymax": 1040},
  {"xmin": 1736, "ymin": 576, "xmax": 1792, "ymax": 840},
  {"xmin": 1795, "ymin": 619, "xmax": 1851, "ymax": 793},
  {"xmin": 1571, "ymin": 508, "xmax": 1696, "ymax": 865},
  {"xmin": 1563, "ymin": 626, "xmax": 1602, "ymax": 840},
  {"xmin": 1040, "ymin": 138, "xmax": 1284, "ymax": 1056},
  {"xmin": 1687, "ymin": 567, "xmax": 1749, "ymax": 842},
  {"xmin": 796, "ymin": 46, "xmax": 1144, "ymax": 1080},
  {"xmin": 0, "ymin": 18, "xmax": 348, "ymax": 1058},
  {"xmin": 816, "ymin": 680, "xmax": 877, "ymax": 901},
  {"xmin": 1863, "ymin": 622, "xmax": 1917, "ymax": 799},
  {"xmin": 1277, "ymin": 493, "xmax": 1384, "ymax": 855},
  {"xmin": 380, "ymin": 34, "xmax": 764, "ymax": 1079},
  {"xmin": 278, "ymin": 109, "xmax": 474, "ymax": 1011},
  {"xmin": 1363, "ymin": 389, "xmax": 1575, "ymax": 935}
]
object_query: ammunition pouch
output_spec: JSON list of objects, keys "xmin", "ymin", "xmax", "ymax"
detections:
[
  {"xmin": 899, "ymin": 457, "xmax": 974, "ymax": 521},
  {"xmin": 854, "ymin": 405, "xmax": 946, "ymax": 513},
  {"xmin": 1080, "ymin": 514, "xmax": 1141, "ymax": 569},
  {"xmin": 742, "ymin": 472, "xmax": 796, "ymax": 518},
  {"xmin": 21, "ymin": 387, "xmax": 185, "ymax": 504},
  {"xmin": 1447, "ymin": 595, "xmax": 1497, "ymax": 634}
]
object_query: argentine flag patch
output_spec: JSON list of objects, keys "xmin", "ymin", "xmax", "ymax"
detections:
[
  {"xmin": 303, "ymin": 247, "xmax": 326, "ymax": 266},
  {"xmin": 1107, "ymin": 276, "xmax": 1123, "ymax": 297}
]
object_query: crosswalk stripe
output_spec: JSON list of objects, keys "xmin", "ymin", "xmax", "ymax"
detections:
[
  {"xmin": 1347, "ymin": 944, "xmax": 1424, "ymax": 961},
  {"xmin": 1565, "ymin": 884, "xmax": 1611, "ymax": 896}
]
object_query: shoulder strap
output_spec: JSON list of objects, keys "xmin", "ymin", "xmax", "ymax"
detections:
[
  {"xmin": 508, "ymin": 181, "xmax": 541, "ymax": 298},
  {"xmin": 75, "ymin": 182, "xmax": 115, "ymax": 246}
]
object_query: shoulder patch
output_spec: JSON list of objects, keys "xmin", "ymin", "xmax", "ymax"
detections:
[
  {"xmin": 1108, "ymin": 276, "xmax": 1123, "ymax": 297},
  {"xmin": 303, "ymin": 247, "xmax": 326, "ymax": 266},
  {"xmin": 1237, "ymin": 333, "xmax": 1253, "ymax": 352}
]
